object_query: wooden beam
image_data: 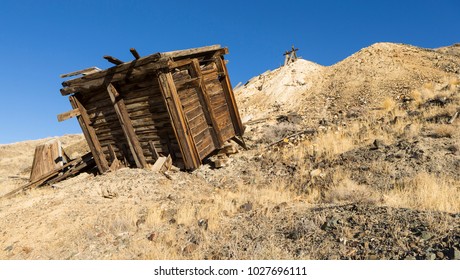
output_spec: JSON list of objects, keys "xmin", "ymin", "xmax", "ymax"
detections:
[
  {"xmin": 60, "ymin": 67, "xmax": 101, "ymax": 78},
  {"xmin": 162, "ymin": 45, "xmax": 224, "ymax": 59},
  {"xmin": 168, "ymin": 59, "xmax": 193, "ymax": 69},
  {"xmin": 3, "ymin": 152, "xmax": 94, "ymax": 199},
  {"xmin": 60, "ymin": 46, "xmax": 228, "ymax": 96},
  {"xmin": 107, "ymin": 83, "xmax": 147, "ymax": 169},
  {"xmin": 62, "ymin": 52, "xmax": 164, "ymax": 88},
  {"xmin": 189, "ymin": 59, "xmax": 224, "ymax": 148},
  {"xmin": 57, "ymin": 108, "xmax": 81, "ymax": 122},
  {"xmin": 158, "ymin": 72, "xmax": 201, "ymax": 170},
  {"xmin": 214, "ymin": 56, "xmax": 245, "ymax": 136},
  {"xmin": 103, "ymin": 55, "xmax": 124, "ymax": 65},
  {"xmin": 69, "ymin": 95, "xmax": 109, "ymax": 174},
  {"xmin": 130, "ymin": 48, "xmax": 141, "ymax": 59},
  {"xmin": 60, "ymin": 58, "xmax": 169, "ymax": 95}
]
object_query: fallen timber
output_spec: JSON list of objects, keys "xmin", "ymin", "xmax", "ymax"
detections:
[{"xmin": 3, "ymin": 152, "xmax": 95, "ymax": 199}]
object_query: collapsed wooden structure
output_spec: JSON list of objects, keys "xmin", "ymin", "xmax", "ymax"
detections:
[{"xmin": 58, "ymin": 45, "xmax": 245, "ymax": 172}]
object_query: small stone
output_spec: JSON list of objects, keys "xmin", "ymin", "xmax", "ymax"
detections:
[
  {"xmin": 4, "ymin": 245, "xmax": 13, "ymax": 252},
  {"xmin": 239, "ymin": 202, "xmax": 253, "ymax": 212},
  {"xmin": 426, "ymin": 252, "xmax": 436, "ymax": 260},
  {"xmin": 147, "ymin": 232, "xmax": 156, "ymax": 241},
  {"xmin": 404, "ymin": 255, "xmax": 416, "ymax": 260},
  {"xmin": 367, "ymin": 254, "xmax": 379, "ymax": 260},
  {"xmin": 310, "ymin": 169, "xmax": 322, "ymax": 178},
  {"xmin": 420, "ymin": 231, "xmax": 433, "ymax": 241},
  {"xmin": 329, "ymin": 254, "xmax": 340, "ymax": 260},
  {"xmin": 436, "ymin": 251, "xmax": 444, "ymax": 259},
  {"xmin": 198, "ymin": 219, "xmax": 208, "ymax": 230},
  {"xmin": 453, "ymin": 248, "xmax": 460, "ymax": 260},
  {"xmin": 372, "ymin": 139, "xmax": 385, "ymax": 150},
  {"xmin": 321, "ymin": 217, "xmax": 338, "ymax": 231}
]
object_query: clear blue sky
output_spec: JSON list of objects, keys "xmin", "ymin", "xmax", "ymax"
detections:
[{"xmin": 0, "ymin": 0, "xmax": 459, "ymax": 144}]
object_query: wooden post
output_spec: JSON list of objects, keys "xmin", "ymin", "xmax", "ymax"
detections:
[
  {"xmin": 158, "ymin": 72, "xmax": 200, "ymax": 170},
  {"xmin": 189, "ymin": 59, "xmax": 224, "ymax": 148},
  {"xmin": 214, "ymin": 56, "xmax": 245, "ymax": 136},
  {"xmin": 107, "ymin": 83, "xmax": 147, "ymax": 169},
  {"xmin": 69, "ymin": 95, "xmax": 109, "ymax": 174},
  {"xmin": 130, "ymin": 48, "xmax": 141, "ymax": 59},
  {"xmin": 103, "ymin": 55, "xmax": 124, "ymax": 65}
]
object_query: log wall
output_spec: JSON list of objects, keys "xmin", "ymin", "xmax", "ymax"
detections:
[{"xmin": 60, "ymin": 45, "xmax": 244, "ymax": 171}]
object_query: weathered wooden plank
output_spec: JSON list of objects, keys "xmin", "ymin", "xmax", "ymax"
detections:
[
  {"xmin": 57, "ymin": 108, "xmax": 81, "ymax": 122},
  {"xmin": 162, "ymin": 45, "xmax": 224, "ymax": 59},
  {"xmin": 214, "ymin": 56, "xmax": 244, "ymax": 136},
  {"xmin": 104, "ymin": 55, "xmax": 124, "ymax": 65},
  {"xmin": 168, "ymin": 59, "xmax": 193, "ymax": 69},
  {"xmin": 70, "ymin": 95, "xmax": 109, "ymax": 173},
  {"xmin": 189, "ymin": 59, "xmax": 224, "ymax": 148},
  {"xmin": 149, "ymin": 140, "xmax": 160, "ymax": 160},
  {"xmin": 29, "ymin": 139, "xmax": 64, "ymax": 182},
  {"xmin": 64, "ymin": 56, "xmax": 163, "ymax": 88},
  {"xmin": 3, "ymin": 153, "xmax": 94, "ymax": 198},
  {"xmin": 107, "ymin": 83, "xmax": 148, "ymax": 169},
  {"xmin": 130, "ymin": 48, "xmax": 141, "ymax": 60},
  {"xmin": 60, "ymin": 67, "xmax": 101, "ymax": 78},
  {"xmin": 60, "ymin": 59, "xmax": 169, "ymax": 95},
  {"xmin": 158, "ymin": 72, "xmax": 201, "ymax": 170}
]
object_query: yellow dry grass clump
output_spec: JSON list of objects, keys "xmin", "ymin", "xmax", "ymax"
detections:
[{"xmin": 385, "ymin": 173, "xmax": 460, "ymax": 213}]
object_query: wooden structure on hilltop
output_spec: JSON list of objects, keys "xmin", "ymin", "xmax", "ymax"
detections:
[
  {"xmin": 284, "ymin": 45, "xmax": 299, "ymax": 66},
  {"xmin": 58, "ymin": 45, "xmax": 245, "ymax": 172}
]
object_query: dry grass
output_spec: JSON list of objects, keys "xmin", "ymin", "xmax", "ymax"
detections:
[
  {"xmin": 324, "ymin": 169, "xmax": 381, "ymax": 205},
  {"xmin": 384, "ymin": 173, "xmax": 460, "ymax": 213},
  {"xmin": 381, "ymin": 97, "xmax": 396, "ymax": 112}
]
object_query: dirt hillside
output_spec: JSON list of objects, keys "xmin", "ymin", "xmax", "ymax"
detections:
[{"xmin": 0, "ymin": 42, "xmax": 459, "ymax": 260}]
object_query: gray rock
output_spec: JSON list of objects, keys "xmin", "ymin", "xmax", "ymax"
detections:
[
  {"xmin": 4, "ymin": 245, "xmax": 13, "ymax": 252},
  {"xmin": 426, "ymin": 252, "xmax": 436, "ymax": 260},
  {"xmin": 420, "ymin": 231, "xmax": 433, "ymax": 241},
  {"xmin": 239, "ymin": 202, "xmax": 253, "ymax": 212},
  {"xmin": 454, "ymin": 248, "xmax": 460, "ymax": 260}
]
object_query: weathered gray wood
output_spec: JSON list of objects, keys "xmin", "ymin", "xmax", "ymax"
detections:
[
  {"xmin": 214, "ymin": 56, "xmax": 245, "ymax": 136},
  {"xmin": 107, "ymin": 83, "xmax": 148, "ymax": 169},
  {"xmin": 60, "ymin": 67, "xmax": 101, "ymax": 78},
  {"xmin": 162, "ymin": 45, "xmax": 224, "ymax": 59},
  {"xmin": 190, "ymin": 59, "xmax": 224, "ymax": 149}
]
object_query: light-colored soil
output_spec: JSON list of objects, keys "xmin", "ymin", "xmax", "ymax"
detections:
[{"xmin": 1, "ymin": 42, "xmax": 459, "ymax": 260}]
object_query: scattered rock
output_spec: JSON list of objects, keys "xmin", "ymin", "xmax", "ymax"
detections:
[
  {"xmin": 454, "ymin": 248, "xmax": 460, "ymax": 260},
  {"xmin": 426, "ymin": 252, "xmax": 436, "ymax": 260},
  {"xmin": 147, "ymin": 232, "xmax": 156, "ymax": 241},
  {"xmin": 436, "ymin": 251, "xmax": 445, "ymax": 259},
  {"xmin": 198, "ymin": 219, "xmax": 208, "ymax": 230},
  {"xmin": 4, "ymin": 245, "xmax": 13, "ymax": 252},
  {"xmin": 239, "ymin": 202, "xmax": 253, "ymax": 212}
]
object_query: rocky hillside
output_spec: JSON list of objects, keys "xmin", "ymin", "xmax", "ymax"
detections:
[{"xmin": 0, "ymin": 42, "xmax": 459, "ymax": 260}]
